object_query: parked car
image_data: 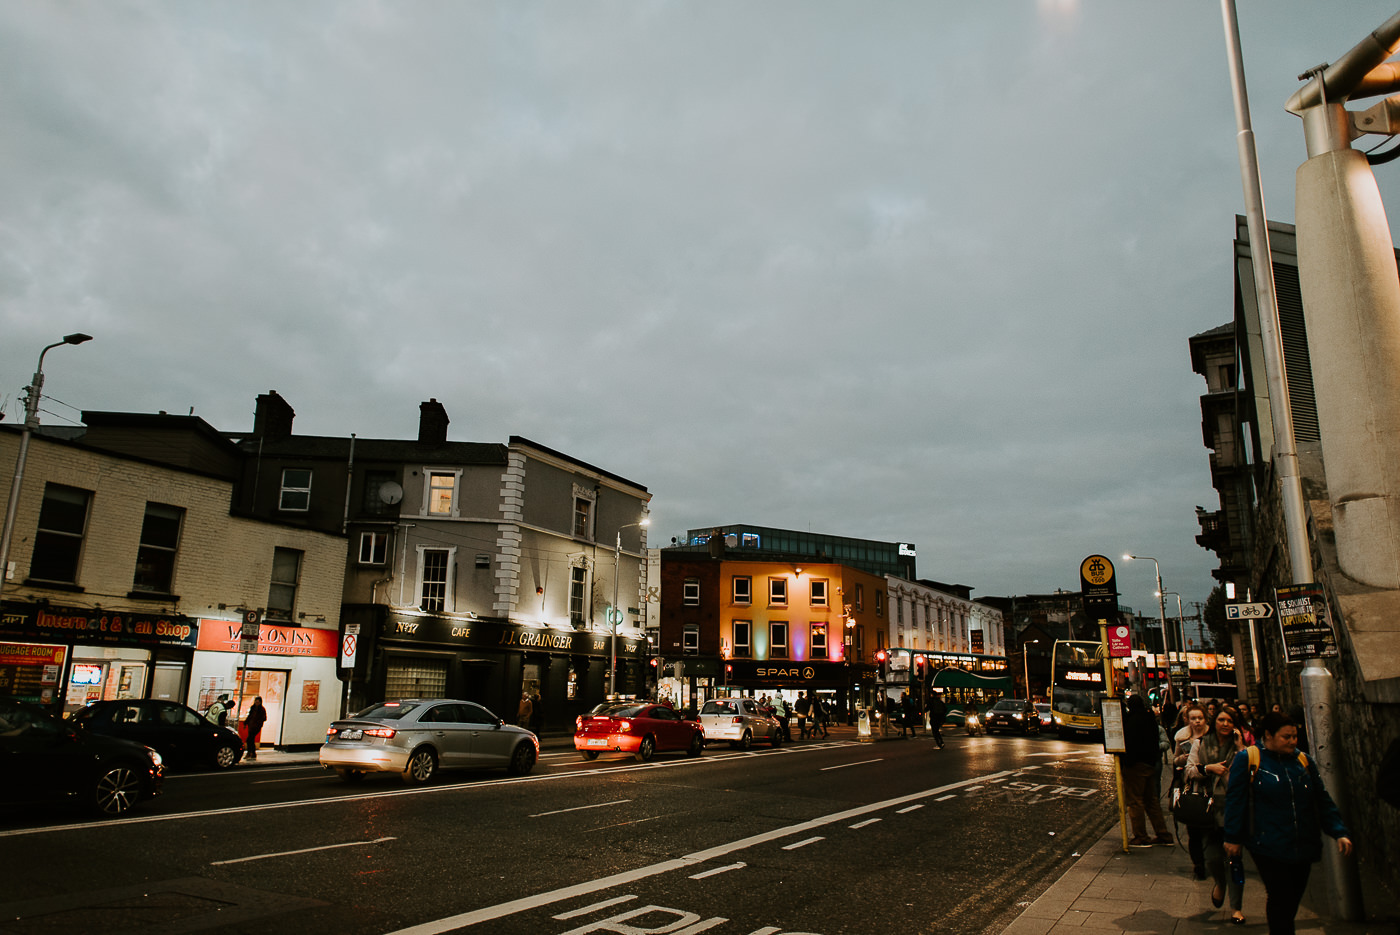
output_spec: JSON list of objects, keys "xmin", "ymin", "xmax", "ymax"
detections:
[
  {"xmin": 69, "ymin": 700, "xmax": 243, "ymax": 770},
  {"xmin": 574, "ymin": 702, "xmax": 704, "ymax": 761},
  {"xmin": 320, "ymin": 699, "xmax": 538, "ymax": 783},
  {"xmin": 1035, "ymin": 703, "xmax": 1053, "ymax": 730},
  {"xmin": 1, "ymin": 697, "xmax": 163, "ymax": 816},
  {"xmin": 985, "ymin": 698, "xmax": 1041, "ymax": 735},
  {"xmin": 697, "ymin": 698, "xmax": 783, "ymax": 749}
]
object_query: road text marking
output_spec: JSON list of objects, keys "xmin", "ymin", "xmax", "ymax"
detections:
[{"xmin": 552, "ymin": 895, "xmax": 637, "ymax": 919}]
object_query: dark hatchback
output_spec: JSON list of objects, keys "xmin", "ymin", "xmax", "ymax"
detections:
[
  {"xmin": 0, "ymin": 697, "xmax": 163, "ymax": 816},
  {"xmin": 985, "ymin": 698, "xmax": 1041, "ymax": 735},
  {"xmin": 70, "ymin": 700, "xmax": 244, "ymax": 770}
]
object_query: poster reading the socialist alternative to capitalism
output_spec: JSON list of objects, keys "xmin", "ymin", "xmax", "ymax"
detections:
[{"xmin": 1274, "ymin": 584, "xmax": 1338, "ymax": 663}]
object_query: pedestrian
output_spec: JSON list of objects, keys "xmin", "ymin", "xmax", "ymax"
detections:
[
  {"xmin": 241, "ymin": 695, "xmax": 268, "ymax": 760},
  {"xmin": 1173, "ymin": 703, "xmax": 1211, "ymax": 878},
  {"xmin": 1224, "ymin": 711, "xmax": 1351, "ymax": 935},
  {"xmin": 206, "ymin": 694, "xmax": 229, "ymax": 727},
  {"xmin": 1120, "ymin": 694, "xmax": 1174, "ymax": 847},
  {"xmin": 816, "ymin": 696, "xmax": 830, "ymax": 738},
  {"xmin": 901, "ymin": 691, "xmax": 919, "ymax": 737},
  {"xmin": 1186, "ymin": 706, "xmax": 1247, "ymax": 924},
  {"xmin": 529, "ymin": 689, "xmax": 543, "ymax": 733},
  {"xmin": 516, "ymin": 691, "xmax": 533, "ymax": 729},
  {"xmin": 773, "ymin": 695, "xmax": 791, "ymax": 741},
  {"xmin": 1286, "ymin": 705, "xmax": 1308, "ymax": 754},
  {"xmin": 1160, "ymin": 695, "xmax": 1179, "ymax": 734},
  {"xmin": 928, "ymin": 691, "xmax": 947, "ymax": 749},
  {"xmin": 1237, "ymin": 702, "xmax": 1257, "ymax": 746},
  {"xmin": 795, "ymin": 692, "xmax": 811, "ymax": 740}
]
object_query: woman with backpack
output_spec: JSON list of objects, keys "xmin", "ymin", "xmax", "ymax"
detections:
[
  {"xmin": 1224, "ymin": 711, "xmax": 1352, "ymax": 935},
  {"xmin": 1186, "ymin": 706, "xmax": 1247, "ymax": 923}
]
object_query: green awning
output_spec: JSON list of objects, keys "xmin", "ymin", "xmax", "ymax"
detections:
[{"xmin": 931, "ymin": 668, "xmax": 1012, "ymax": 691}]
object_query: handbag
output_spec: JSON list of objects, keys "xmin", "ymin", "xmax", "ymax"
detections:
[{"xmin": 1171, "ymin": 781, "xmax": 1214, "ymax": 827}]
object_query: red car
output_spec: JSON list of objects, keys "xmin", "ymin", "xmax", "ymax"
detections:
[{"xmin": 574, "ymin": 703, "xmax": 705, "ymax": 762}]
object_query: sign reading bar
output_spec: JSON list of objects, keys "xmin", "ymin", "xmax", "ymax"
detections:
[{"xmin": 1274, "ymin": 584, "xmax": 1338, "ymax": 662}]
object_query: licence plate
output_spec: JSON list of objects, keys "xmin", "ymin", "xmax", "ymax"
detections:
[
  {"xmin": 585, "ymin": 738, "xmax": 607, "ymax": 747},
  {"xmin": 340, "ymin": 729, "xmax": 363, "ymax": 741}
]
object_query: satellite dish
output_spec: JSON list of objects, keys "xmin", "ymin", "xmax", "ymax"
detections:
[{"xmin": 379, "ymin": 481, "xmax": 404, "ymax": 505}]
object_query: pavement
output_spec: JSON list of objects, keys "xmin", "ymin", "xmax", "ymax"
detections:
[{"xmin": 238, "ymin": 730, "xmax": 1399, "ymax": 933}]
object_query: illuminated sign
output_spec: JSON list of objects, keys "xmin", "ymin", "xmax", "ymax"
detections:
[
  {"xmin": 898, "ymin": 543, "xmax": 917, "ymax": 556},
  {"xmin": 1064, "ymin": 670, "xmax": 1104, "ymax": 683}
]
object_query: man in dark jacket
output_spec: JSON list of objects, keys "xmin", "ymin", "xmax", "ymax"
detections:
[
  {"xmin": 928, "ymin": 692, "xmax": 947, "ymax": 749},
  {"xmin": 1119, "ymin": 694, "xmax": 1173, "ymax": 846}
]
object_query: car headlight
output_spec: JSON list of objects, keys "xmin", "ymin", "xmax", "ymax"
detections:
[
  {"xmin": 147, "ymin": 748, "xmax": 164, "ymax": 767},
  {"xmin": 1014, "ymin": 713, "xmax": 1023, "ymax": 719}
]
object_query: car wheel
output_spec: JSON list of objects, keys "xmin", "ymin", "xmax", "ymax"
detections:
[
  {"xmin": 335, "ymin": 768, "xmax": 365, "ymax": 783},
  {"xmin": 686, "ymin": 733, "xmax": 703, "ymax": 757},
  {"xmin": 93, "ymin": 765, "xmax": 141, "ymax": 816},
  {"xmin": 508, "ymin": 743, "xmax": 537, "ymax": 775},
  {"xmin": 579, "ymin": 749, "xmax": 600, "ymax": 761},
  {"xmin": 738, "ymin": 730, "xmax": 753, "ymax": 751},
  {"xmin": 213, "ymin": 743, "xmax": 240, "ymax": 769},
  {"xmin": 635, "ymin": 736, "xmax": 656, "ymax": 762},
  {"xmin": 402, "ymin": 748, "xmax": 438, "ymax": 784},
  {"xmin": 770, "ymin": 728, "xmax": 782, "ymax": 748}
]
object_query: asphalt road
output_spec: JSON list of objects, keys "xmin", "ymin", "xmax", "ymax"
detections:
[{"xmin": 0, "ymin": 730, "xmax": 1117, "ymax": 935}]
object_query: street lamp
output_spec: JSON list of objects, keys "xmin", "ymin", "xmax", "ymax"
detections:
[
  {"xmin": 1161, "ymin": 591, "xmax": 1188, "ymax": 660},
  {"xmin": 1123, "ymin": 554, "xmax": 1173, "ymax": 700},
  {"xmin": 1017, "ymin": 639, "xmax": 1040, "ymax": 700},
  {"xmin": 610, "ymin": 516, "xmax": 650, "ymax": 698},
  {"xmin": 0, "ymin": 333, "xmax": 93, "ymax": 596}
]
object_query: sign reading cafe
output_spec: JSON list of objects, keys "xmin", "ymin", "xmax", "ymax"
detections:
[{"xmin": 382, "ymin": 612, "xmax": 641, "ymax": 659}]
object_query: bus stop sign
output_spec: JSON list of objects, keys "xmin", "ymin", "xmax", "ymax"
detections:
[{"xmin": 1079, "ymin": 554, "xmax": 1118, "ymax": 620}]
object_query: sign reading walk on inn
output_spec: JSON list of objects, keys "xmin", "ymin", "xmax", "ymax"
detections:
[{"xmin": 1274, "ymin": 584, "xmax": 1338, "ymax": 663}]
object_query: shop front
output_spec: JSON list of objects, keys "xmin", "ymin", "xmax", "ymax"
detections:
[
  {"xmin": 717, "ymin": 659, "xmax": 855, "ymax": 720},
  {"xmin": 192, "ymin": 618, "xmax": 340, "ymax": 748},
  {"xmin": 0, "ymin": 601, "xmax": 197, "ymax": 714},
  {"xmin": 347, "ymin": 609, "xmax": 646, "ymax": 732}
]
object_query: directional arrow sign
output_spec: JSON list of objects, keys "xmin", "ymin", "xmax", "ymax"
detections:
[{"xmin": 1226, "ymin": 602, "xmax": 1275, "ymax": 620}]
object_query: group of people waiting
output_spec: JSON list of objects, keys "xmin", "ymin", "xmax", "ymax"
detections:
[
  {"xmin": 755, "ymin": 692, "xmax": 831, "ymax": 741},
  {"xmin": 1119, "ymin": 693, "xmax": 1351, "ymax": 934}
]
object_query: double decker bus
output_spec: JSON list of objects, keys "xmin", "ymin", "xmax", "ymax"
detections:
[{"xmin": 1049, "ymin": 640, "xmax": 1107, "ymax": 738}]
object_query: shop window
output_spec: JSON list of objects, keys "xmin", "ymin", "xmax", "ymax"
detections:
[
  {"xmin": 810, "ymin": 579, "xmax": 828, "ymax": 607},
  {"xmin": 569, "ymin": 566, "xmax": 587, "ymax": 626},
  {"xmin": 359, "ymin": 531, "xmax": 388, "ymax": 565},
  {"xmin": 425, "ymin": 470, "xmax": 458, "ymax": 517},
  {"xmin": 811, "ymin": 623, "xmax": 828, "ymax": 660},
  {"xmin": 265, "ymin": 547, "xmax": 303, "ymax": 621},
  {"xmin": 30, "ymin": 483, "xmax": 91, "ymax": 584},
  {"xmin": 279, "ymin": 469, "xmax": 312, "ymax": 512},
  {"xmin": 683, "ymin": 578, "xmax": 700, "ymax": 606},
  {"xmin": 418, "ymin": 547, "xmax": 453, "ymax": 612},
  {"xmin": 770, "ymin": 622, "xmax": 788, "ymax": 659},
  {"xmin": 768, "ymin": 577, "xmax": 787, "ymax": 607},
  {"xmin": 683, "ymin": 625, "xmax": 699, "ymax": 655},
  {"xmin": 385, "ymin": 658, "xmax": 447, "ymax": 699},
  {"xmin": 732, "ymin": 576, "xmax": 751, "ymax": 605},
  {"xmin": 132, "ymin": 502, "xmax": 183, "ymax": 594},
  {"xmin": 732, "ymin": 620, "xmax": 751, "ymax": 658}
]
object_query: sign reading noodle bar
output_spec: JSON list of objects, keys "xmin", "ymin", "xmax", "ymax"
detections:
[{"xmin": 196, "ymin": 619, "xmax": 339, "ymax": 657}]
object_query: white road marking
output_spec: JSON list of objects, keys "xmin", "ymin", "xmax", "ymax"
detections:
[
  {"xmin": 936, "ymin": 794, "xmax": 956, "ymax": 801},
  {"xmin": 383, "ymin": 767, "xmax": 1022, "ymax": 934},
  {"xmin": 688, "ymin": 862, "xmax": 746, "ymax": 879},
  {"xmin": 849, "ymin": 818, "xmax": 881, "ymax": 829},
  {"xmin": 531, "ymin": 800, "xmax": 631, "ymax": 818},
  {"xmin": 819, "ymin": 758, "xmax": 881, "ymax": 771},
  {"xmin": 253, "ymin": 775, "xmax": 337, "ymax": 784},
  {"xmin": 552, "ymin": 895, "xmax": 637, "ymax": 919},
  {"xmin": 781, "ymin": 837, "xmax": 824, "ymax": 850},
  {"xmin": 210, "ymin": 836, "xmax": 395, "ymax": 865},
  {"xmin": 896, "ymin": 804, "xmax": 923, "ymax": 813}
]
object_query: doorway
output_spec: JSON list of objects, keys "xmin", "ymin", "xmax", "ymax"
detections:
[{"xmin": 233, "ymin": 668, "xmax": 289, "ymax": 747}]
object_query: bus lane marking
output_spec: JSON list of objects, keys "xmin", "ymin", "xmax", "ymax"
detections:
[{"xmin": 384, "ymin": 767, "xmax": 1021, "ymax": 934}]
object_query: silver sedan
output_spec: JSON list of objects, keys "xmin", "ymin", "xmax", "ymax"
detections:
[{"xmin": 320, "ymin": 699, "xmax": 538, "ymax": 783}]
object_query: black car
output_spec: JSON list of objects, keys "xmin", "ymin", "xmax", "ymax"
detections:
[
  {"xmin": 0, "ymin": 697, "xmax": 163, "ymax": 816},
  {"xmin": 984, "ymin": 698, "xmax": 1041, "ymax": 735},
  {"xmin": 70, "ymin": 700, "xmax": 243, "ymax": 770}
]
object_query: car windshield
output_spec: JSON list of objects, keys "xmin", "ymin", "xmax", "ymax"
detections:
[
  {"xmin": 353, "ymin": 702, "xmax": 424, "ymax": 720},
  {"xmin": 701, "ymin": 701, "xmax": 740, "ymax": 715},
  {"xmin": 594, "ymin": 704, "xmax": 647, "ymax": 718},
  {"xmin": 992, "ymin": 700, "xmax": 1023, "ymax": 711}
]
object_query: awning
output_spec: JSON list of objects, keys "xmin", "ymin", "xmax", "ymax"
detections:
[{"xmin": 931, "ymin": 667, "xmax": 1012, "ymax": 691}]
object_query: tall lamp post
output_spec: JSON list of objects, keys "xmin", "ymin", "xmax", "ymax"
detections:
[
  {"xmin": 0, "ymin": 333, "xmax": 93, "ymax": 596},
  {"xmin": 1018, "ymin": 639, "xmax": 1040, "ymax": 699},
  {"xmin": 1161, "ymin": 591, "xmax": 1188, "ymax": 659},
  {"xmin": 610, "ymin": 517, "xmax": 650, "ymax": 699},
  {"xmin": 1123, "ymin": 554, "xmax": 1171, "ymax": 698}
]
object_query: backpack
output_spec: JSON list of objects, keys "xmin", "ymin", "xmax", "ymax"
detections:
[{"xmin": 1245, "ymin": 745, "xmax": 1310, "ymax": 836}]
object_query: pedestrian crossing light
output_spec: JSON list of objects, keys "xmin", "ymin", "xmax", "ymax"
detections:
[{"xmin": 875, "ymin": 649, "xmax": 888, "ymax": 679}]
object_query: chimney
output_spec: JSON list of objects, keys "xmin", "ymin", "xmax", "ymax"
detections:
[
  {"xmin": 254, "ymin": 391, "xmax": 295, "ymax": 439},
  {"xmin": 418, "ymin": 398, "xmax": 450, "ymax": 444}
]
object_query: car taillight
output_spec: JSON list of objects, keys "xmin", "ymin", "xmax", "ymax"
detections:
[
  {"xmin": 618, "ymin": 719, "xmax": 632, "ymax": 732},
  {"xmin": 326, "ymin": 726, "xmax": 338, "ymax": 737},
  {"xmin": 576, "ymin": 716, "xmax": 584, "ymax": 731},
  {"xmin": 731, "ymin": 717, "xmax": 743, "ymax": 724},
  {"xmin": 364, "ymin": 728, "xmax": 396, "ymax": 738}
]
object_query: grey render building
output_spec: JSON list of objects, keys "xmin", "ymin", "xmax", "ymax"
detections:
[{"xmin": 232, "ymin": 392, "xmax": 652, "ymax": 730}]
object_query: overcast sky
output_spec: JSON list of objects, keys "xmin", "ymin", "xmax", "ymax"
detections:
[{"xmin": 5, "ymin": 1, "xmax": 1400, "ymax": 622}]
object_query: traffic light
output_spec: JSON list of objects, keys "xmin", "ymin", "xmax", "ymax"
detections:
[
  {"xmin": 914, "ymin": 654, "xmax": 926, "ymax": 681},
  {"xmin": 875, "ymin": 649, "xmax": 888, "ymax": 679}
]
